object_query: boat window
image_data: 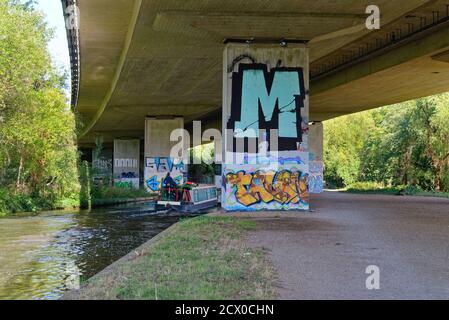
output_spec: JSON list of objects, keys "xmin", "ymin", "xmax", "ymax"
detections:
[{"xmin": 191, "ymin": 187, "xmax": 218, "ymax": 203}]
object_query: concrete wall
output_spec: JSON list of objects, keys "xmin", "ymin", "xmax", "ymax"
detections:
[
  {"xmin": 144, "ymin": 117, "xmax": 187, "ymax": 192},
  {"xmin": 92, "ymin": 148, "xmax": 113, "ymax": 186},
  {"xmin": 222, "ymin": 43, "xmax": 310, "ymax": 211},
  {"xmin": 113, "ymin": 139, "xmax": 140, "ymax": 188}
]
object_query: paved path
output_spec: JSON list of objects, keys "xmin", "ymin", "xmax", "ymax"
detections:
[{"xmin": 244, "ymin": 192, "xmax": 449, "ymax": 299}]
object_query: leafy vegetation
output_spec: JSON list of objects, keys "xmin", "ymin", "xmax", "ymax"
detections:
[
  {"xmin": 65, "ymin": 216, "xmax": 276, "ymax": 300},
  {"xmin": 188, "ymin": 143, "xmax": 216, "ymax": 184},
  {"xmin": 324, "ymin": 94, "xmax": 449, "ymax": 193},
  {"xmin": 90, "ymin": 184, "xmax": 155, "ymax": 206},
  {"xmin": 0, "ymin": 0, "xmax": 79, "ymax": 214}
]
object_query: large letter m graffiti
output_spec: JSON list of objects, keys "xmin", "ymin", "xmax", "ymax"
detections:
[{"xmin": 228, "ymin": 64, "xmax": 306, "ymax": 150}]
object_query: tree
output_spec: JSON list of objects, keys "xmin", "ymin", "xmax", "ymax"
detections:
[
  {"xmin": 323, "ymin": 93, "xmax": 449, "ymax": 192},
  {"xmin": 426, "ymin": 94, "xmax": 449, "ymax": 190},
  {"xmin": 0, "ymin": 0, "xmax": 79, "ymax": 210},
  {"xmin": 323, "ymin": 111, "xmax": 375, "ymax": 187}
]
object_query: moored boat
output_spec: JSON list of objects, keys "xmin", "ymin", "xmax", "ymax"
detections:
[{"xmin": 156, "ymin": 183, "xmax": 218, "ymax": 213}]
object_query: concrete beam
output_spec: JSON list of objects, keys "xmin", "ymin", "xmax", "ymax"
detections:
[
  {"xmin": 80, "ymin": 0, "xmax": 142, "ymax": 137},
  {"xmin": 311, "ymin": 21, "xmax": 449, "ymax": 95}
]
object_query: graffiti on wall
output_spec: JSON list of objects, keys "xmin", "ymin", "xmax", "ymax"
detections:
[
  {"xmin": 226, "ymin": 64, "xmax": 307, "ymax": 152},
  {"xmin": 93, "ymin": 159, "xmax": 113, "ymax": 173},
  {"xmin": 223, "ymin": 160, "xmax": 309, "ymax": 211},
  {"xmin": 144, "ymin": 157, "xmax": 186, "ymax": 192},
  {"xmin": 113, "ymin": 158, "xmax": 139, "ymax": 189},
  {"xmin": 223, "ymin": 61, "xmax": 309, "ymax": 211},
  {"xmin": 114, "ymin": 181, "xmax": 135, "ymax": 189},
  {"xmin": 114, "ymin": 172, "xmax": 139, "ymax": 189},
  {"xmin": 113, "ymin": 139, "xmax": 140, "ymax": 189},
  {"xmin": 114, "ymin": 158, "xmax": 138, "ymax": 168},
  {"xmin": 92, "ymin": 149, "xmax": 113, "ymax": 186},
  {"xmin": 225, "ymin": 169, "xmax": 309, "ymax": 207},
  {"xmin": 309, "ymin": 160, "xmax": 324, "ymax": 194}
]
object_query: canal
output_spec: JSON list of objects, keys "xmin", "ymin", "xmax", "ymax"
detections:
[{"xmin": 0, "ymin": 202, "xmax": 196, "ymax": 300}]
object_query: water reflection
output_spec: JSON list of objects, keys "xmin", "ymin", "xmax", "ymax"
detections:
[{"xmin": 0, "ymin": 202, "xmax": 189, "ymax": 300}]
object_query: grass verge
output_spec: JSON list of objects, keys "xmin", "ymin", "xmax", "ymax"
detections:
[
  {"xmin": 344, "ymin": 183, "xmax": 449, "ymax": 199},
  {"xmin": 65, "ymin": 216, "xmax": 276, "ymax": 300}
]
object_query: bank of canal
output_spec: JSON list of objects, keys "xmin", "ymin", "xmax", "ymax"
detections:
[{"xmin": 0, "ymin": 201, "xmax": 195, "ymax": 300}]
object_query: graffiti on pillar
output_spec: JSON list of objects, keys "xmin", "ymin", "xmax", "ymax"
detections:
[
  {"xmin": 114, "ymin": 158, "xmax": 138, "ymax": 168},
  {"xmin": 144, "ymin": 157, "xmax": 185, "ymax": 192},
  {"xmin": 309, "ymin": 159, "xmax": 324, "ymax": 194},
  {"xmin": 92, "ymin": 149, "xmax": 113, "ymax": 186},
  {"xmin": 114, "ymin": 181, "xmax": 135, "ymax": 189},
  {"xmin": 114, "ymin": 158, "xmax": 139, "ymax": 188},
  {"xmin": 226, "ymin": 64, "xmax": 307, "ymax": 152},
  {"xmin": 223, "ymin": 163, "xmax": 309, "ymax": 211},
  {"xmin": 113, "ymin": 139, "xmax": 140, "ymax": 189},
  {"xmin": 225, "ymin": 170, "xmax": 309, "ymax": 207},
  {"xmin": 223, "ymin": 62, "xmax": 309, "ymax": 211}
]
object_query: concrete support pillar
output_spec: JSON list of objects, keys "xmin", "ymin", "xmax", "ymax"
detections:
[
  {"xmin": 144, "ymin": 117, "xmax": 187, "ymax": 192},
  {"xmin": 113, "ymin": 139, "xmax": 140, "ymax": 188},
  {"xmin": 309, "ymin": 122, "xmax": 324, "ymax": 193},
  {"xmin": 92, "ymin": 148, "xmax": 112, "ymax": 186},
  {"xmin": 222, "ymin": 43, "xmax": 310, "ymax": 211}
]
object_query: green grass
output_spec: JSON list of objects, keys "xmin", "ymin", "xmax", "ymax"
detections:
[
  {"xmin": 345, "ymin": 187, "xmax": 402, "ymax": 195},
  {"xmin": 70, "ymin": 216, "xmax": 276, "ymax": 300},
  {"xmin": 343, "ymin": 182, "xmax": 449, "ymax": 199}
]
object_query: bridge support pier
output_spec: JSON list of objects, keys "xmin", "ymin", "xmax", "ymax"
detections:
[
  {"xmin": 113, "ymin": 139, "xmax": 140, "ymax": 188},
  {"xmin": 144, "ymin": 117, "xmax": 188, "ymax": 192},
  {"xmin": 222, "ymin": 43, "xmax": 311, "ymax": 211}
]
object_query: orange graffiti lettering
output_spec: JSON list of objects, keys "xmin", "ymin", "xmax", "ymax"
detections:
[{"xmin": 226, "ymin": 170, "xmax": 309, "ymax": 207}]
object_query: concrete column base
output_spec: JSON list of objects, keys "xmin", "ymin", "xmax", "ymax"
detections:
[
  {"xmin": 113, "ymin": 139, "xmax": 140, "ymax": 188},
  {"xmin": 144, "ymin": 117, "xmax": 187, "ymax": 192}
]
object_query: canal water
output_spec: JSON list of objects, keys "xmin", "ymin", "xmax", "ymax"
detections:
[{"xmin": 0, "ymin": 202, "xmax": 194, "ymax": 300}]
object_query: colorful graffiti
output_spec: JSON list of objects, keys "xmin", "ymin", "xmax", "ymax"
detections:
[
  {"xmin": 113, "ymin": 139, "xmax": 140, "ymax": 189},
  {"xmin": 145, "ymin": 174, "xmax": 183, "ymax": 192},
  {"xmin": 226, "ymin": 64, "xmax": 306, "ymax": 152},
  {"xmin": 114, "ymin": 158, "xmax": 138, "ymax": 168},
  {"xmin": 114, "ymin": 171, "xmax": 139, "ymax": 189},
  {"xmin": 226, "ymin": 170, "xmax": 309, "ymax": 207},
  {"xmin": 144, "ymin": 157, "xmax": 186, "ymax": 192},
  {"xmin": 309, "ymin": 160, "xmax": 324, "ymax": 194},
  {"xmin": 114, "ymin": 181, "xmax": 135, "ymax": 189},
  {"xmin": 223, "ymin": 58, "xmax": 309, "ymax": 211},
  {"xmin": 92, "ymin": 149, "xmax": 113, "ymax": 186}
]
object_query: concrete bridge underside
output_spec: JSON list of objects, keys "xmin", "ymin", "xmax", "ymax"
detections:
[{"xmin": 70, "ymin": 0, "xmax": 449, "ymax": 146}]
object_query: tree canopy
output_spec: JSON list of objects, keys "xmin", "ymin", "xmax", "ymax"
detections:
[
  {"xmin": 0, "ymin": 0, "xmax": 79, "ymax": 212},
  {"xmin": 324, "ymin": 93, "xmax": 449, "ymax": 192}
]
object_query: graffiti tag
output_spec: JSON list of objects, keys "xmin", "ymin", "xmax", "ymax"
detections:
[{"xmin": 226, "ymin": 170, "xmax": 309, "ymax": 207}]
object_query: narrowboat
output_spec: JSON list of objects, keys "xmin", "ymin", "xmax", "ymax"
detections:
[{"xmin": 156, "ymin": 183, "xmax": 218, "ymax": 213}]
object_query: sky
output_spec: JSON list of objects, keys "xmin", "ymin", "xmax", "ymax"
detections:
[{"xmin": 35, "ymin": 0, "xmax": 71, "ymax": 97}]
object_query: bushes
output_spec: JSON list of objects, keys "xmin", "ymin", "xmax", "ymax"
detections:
[
  {"xmin": 346, "ymin": 182, "xmax": 403, "ymax": 195},
  {"xmin": 91, "ymin": 185, "xmax": 151, "ymax": 201},
  {"xmin": 79, "ymin": 161, "xmax": 91, "ymax": 209},
  {"xmin": 0, "ymin": 187, "xmax": 78, "ymax": 215},
  {"xmin": 0, "ymin": 0, "xmax": 80, "ymax": 215},
  {"xmin": 324, "ymin": 94, "xmax": 449, "ymax": 192}
]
